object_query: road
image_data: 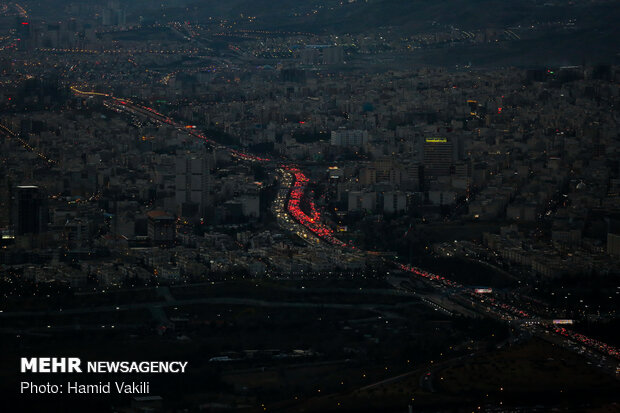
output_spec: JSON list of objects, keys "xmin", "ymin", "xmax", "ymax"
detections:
[{"xmin": 69, "ymin": 87, "xmax": 620, "ymax": 374}]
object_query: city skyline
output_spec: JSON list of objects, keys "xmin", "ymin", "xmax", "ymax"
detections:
[{"xmin": 0, "ymin": 1, "xmax": 619, "ymax": 412}]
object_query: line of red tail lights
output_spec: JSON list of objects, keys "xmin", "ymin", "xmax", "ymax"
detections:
[
  {"xmin": 286, "ymin": 167, "xmax": 346, "ymax": 248},
  {"xmin": 399, "ymin": 263, "xmax": 530, "ymax": 319},
  {"xmin": 399, "ymin": 264, "xmax": 619, "ymax": 360},
  {"xmin": 399, "ymin": 264, "xmax": 463, "ymax": 289},
  {"xmin": 120, "ymin": 101, "xmax": 271, "ymax": 162},
  {"xmin": 554, "ymin": 327, "xmax": 620, "ymax": 360}
]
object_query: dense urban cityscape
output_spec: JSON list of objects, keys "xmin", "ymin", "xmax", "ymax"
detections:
[{"xmin": 0, "ymin": 1, "xmax": 619, "ymax": 412}]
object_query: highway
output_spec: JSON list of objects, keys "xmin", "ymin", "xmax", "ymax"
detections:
[
  {"xmin": 396, "ymin": 263, "xmax": 619, "ymax": 372},
  {"xmin": 0, "ymin": 122, "xmax": 57, "ymax": 164},
  {"xmin": 71, "ymin": 87, "xmax": 620, "ymax": 374}
]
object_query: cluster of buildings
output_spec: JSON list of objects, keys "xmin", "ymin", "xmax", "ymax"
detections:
[{"xmin": 1, "ymin": 9, "xmax": 619, "ymax": 287}]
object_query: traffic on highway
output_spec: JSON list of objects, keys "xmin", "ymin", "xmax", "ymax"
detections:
[{"xmin": 73, "ymin": 86, "xmax": 620, "ymax": 373}]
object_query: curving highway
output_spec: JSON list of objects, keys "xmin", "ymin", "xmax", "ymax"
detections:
[{"xmin": 71, "ymin": 87, "xmax": 620, "ymax": 370}]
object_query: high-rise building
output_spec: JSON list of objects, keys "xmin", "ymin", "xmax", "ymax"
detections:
[
  {"xmin": 11, "ymin": 185, "xmax": 48, "ymax": 235},
  {"xmin": 423, "ymin": 137, "xmax": 453, "ymax": 179},
  {"xmin": 175, "ymin": 150, "xmax": 212, "ymax": 217},
  {"xmin": 147, "ymin": 211, "xmax": 175, "ymax": 247}
]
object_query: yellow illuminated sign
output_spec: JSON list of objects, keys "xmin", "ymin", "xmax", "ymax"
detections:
[{"xmin": 425, "ymin": 138, "xmax": 447, "ymax": 143}]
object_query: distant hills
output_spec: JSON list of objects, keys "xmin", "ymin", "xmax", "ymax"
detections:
[
  {"xmin": 180, "ymin": 0, "xmax": 620, "ymax": 34},
  {"xmin": 22, "ymin": 0, "xmax": 620, "ymax": 66},
  {"xmin": 185, "ymin": 0, "xmax": 620, "ymax": 65}
]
